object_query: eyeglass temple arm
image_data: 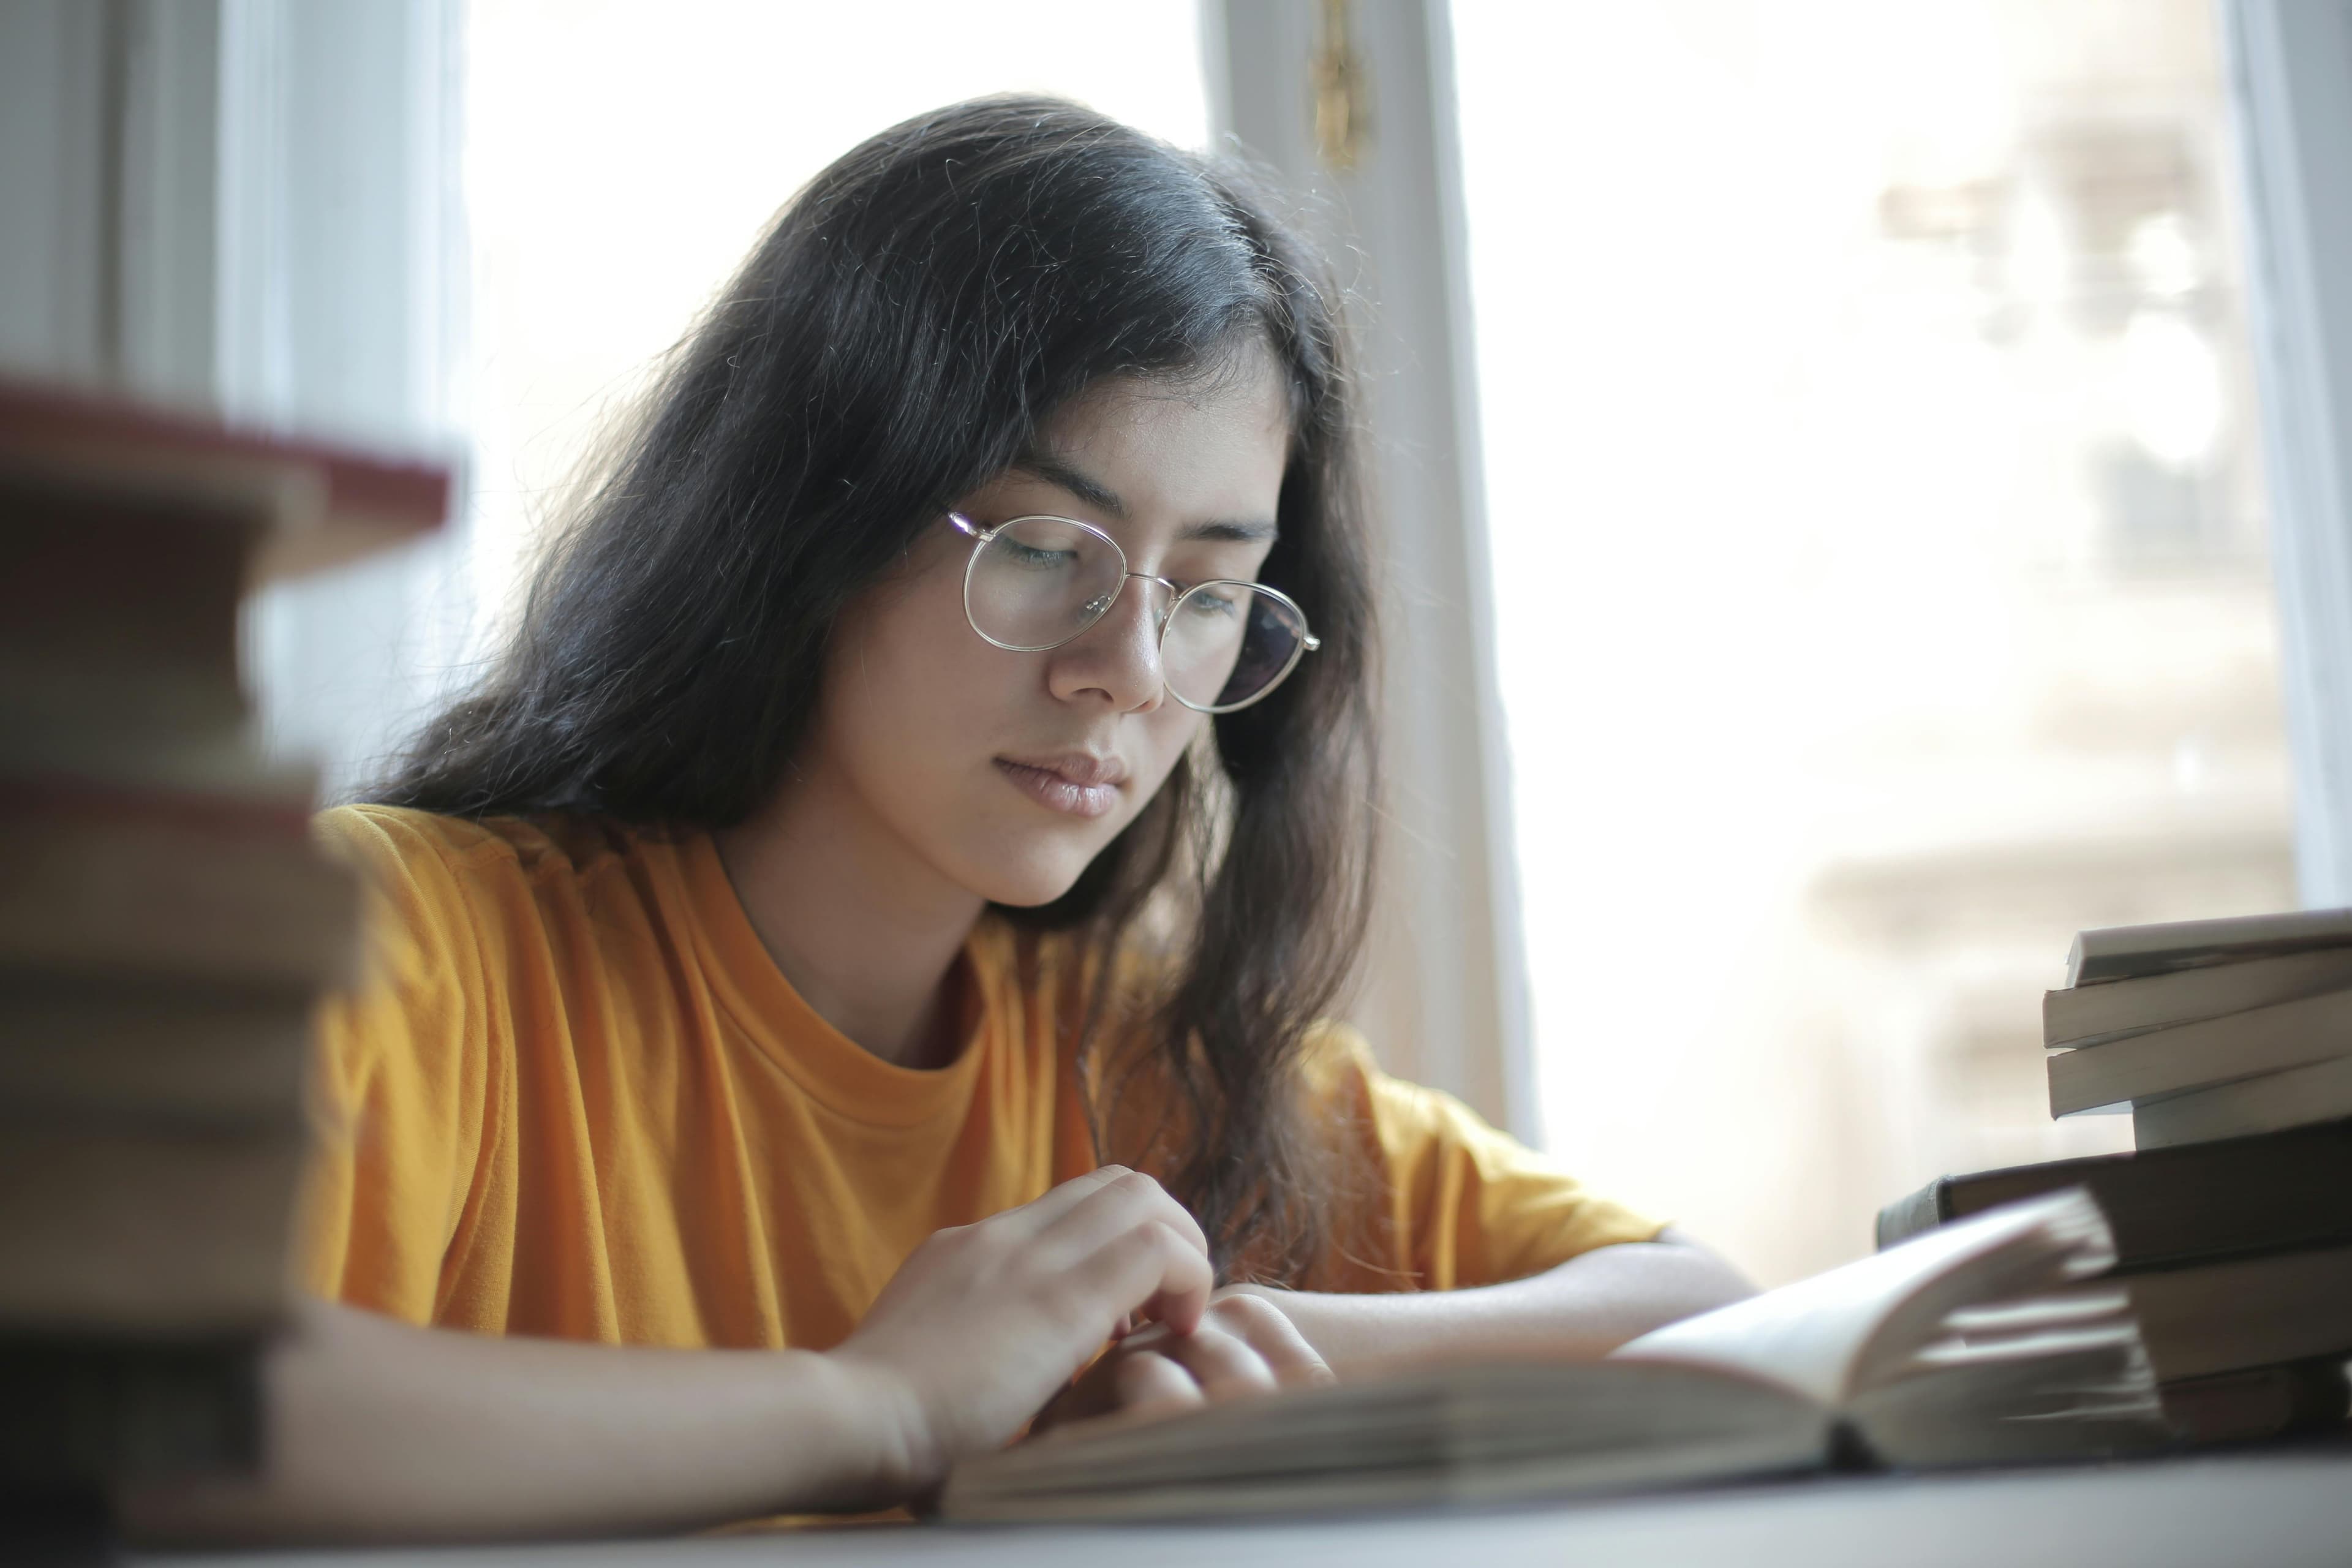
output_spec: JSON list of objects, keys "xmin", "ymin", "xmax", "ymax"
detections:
[{"xmin": 947, "ymin": 510, "xmax": 989, "ymax": 540}]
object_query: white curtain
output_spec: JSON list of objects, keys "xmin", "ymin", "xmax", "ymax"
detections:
[
  {"xmin": 218, "ymin": 0, "xmax": 476, "ymax": 797},
  {"xmin": 2225, "ymin": 0, "xmax": 2352, "ymax": 905}
]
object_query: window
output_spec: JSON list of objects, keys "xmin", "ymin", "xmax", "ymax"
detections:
[{"xmin": 1454, "ymin": 0, "xmax": 2287, "ymax": 1283}]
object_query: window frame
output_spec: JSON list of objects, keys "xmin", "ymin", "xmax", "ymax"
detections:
[
  {"xmin": 1204, "ymin": 0, "xmax": 1539, "ymax": 1142},
  {"xmin": 2223, "ymin": 0, "xmax": 2352, "ymax": 907}
]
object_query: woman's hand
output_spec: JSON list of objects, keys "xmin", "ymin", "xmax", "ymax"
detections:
[
  {"xmin": 1032, "ymin": 1288, "xmax": 1335, "ymax": 1433},
  {"xmin": 823, "ymin": 1166, "xmax": 1215, "ymax": 1494}
]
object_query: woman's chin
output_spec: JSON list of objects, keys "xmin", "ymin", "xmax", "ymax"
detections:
[{"xmin": 965, "ymin": 845, "xmax": 1100, "ymax": 910}]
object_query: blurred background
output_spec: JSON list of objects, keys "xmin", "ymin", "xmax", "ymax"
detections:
[
  {"xmin": 5, "ymin": 0, "xmax": 2350, "ymax": 1287},
  {"xmin": 1460, "ymin": 0, "xmax": 2288, "ymax": 1281}
]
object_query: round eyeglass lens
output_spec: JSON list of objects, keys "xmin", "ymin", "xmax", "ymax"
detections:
[
  {"xmin": 1161, "ymin": 583, "xmax": 1308, "ymax": 711},
  {"xmin": 965, "ymin": 516, "xmax": 1126, "ymax": 651}
]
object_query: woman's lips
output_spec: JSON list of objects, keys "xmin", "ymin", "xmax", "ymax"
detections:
[{"xmin": 995, "ymin": 756, "xmax": 1123, "ymax": 819}]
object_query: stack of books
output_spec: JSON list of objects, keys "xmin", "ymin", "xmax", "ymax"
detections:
[
  {"xmin": 0, "ymin": 380, "xmax": 446, "ymax": 1504},
  {"xmin": 1878, "ymin": 908, "xmax": 2352, "ymax": 1444},
  {"xmin": 2046, "ymin": 909, "xmax": 2352, "ymax": 1148}
]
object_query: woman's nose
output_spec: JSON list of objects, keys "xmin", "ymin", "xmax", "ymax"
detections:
[{"xmin": 1047, "ymin": 573, "xmax": 1168, "ymax": 710}]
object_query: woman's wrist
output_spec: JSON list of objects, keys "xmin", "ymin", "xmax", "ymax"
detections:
[{"xmin": 812, "ymin": 1343, "xmax": 946, "ymax": 1504}]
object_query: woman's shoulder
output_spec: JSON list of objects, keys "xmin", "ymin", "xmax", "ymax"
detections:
[
  {"xmin": 312, "ymin": 802, "xmax": 674, "ymax": 947},
  {"xmin": 315, "ymin": 803, "xmax": 644, "ymax": 887}
]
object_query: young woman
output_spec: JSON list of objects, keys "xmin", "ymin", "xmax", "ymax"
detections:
[{"xmin": 132, "ymin": 96, "xmax": 1748, "ymax": 1542}]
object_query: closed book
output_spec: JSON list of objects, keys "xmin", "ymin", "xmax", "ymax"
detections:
[
  {"xmin": 0, "ymin": 976, "xmax": 312, "ymax": 1126},
  {"xmin": 944, "ymin": 1193, "xmax": 2163, "ymax": 1523},
  {"xmin": 0, "ymin": 729, "xmax": 320, "ymax": 812},
  {"xmin": 2069, "ymin": 908, "xmax": 2352, "ymax": 987},
  {"xmin": 0, "ymin": 374, "xmax": 451, "ymax": 584},
  {"xmin": 0, "ymin": 1128, "xmax": 304, "ymax": 1333},
  {"xmin": 2136, "ymin": 1055, "xmax": 2352, "ymax": 1150},
  {"xmin": 2156, "ymin": 1359, "xmax": 2350, "ymax": 1447},
  {"xmin": 2044, "ymin": 949, "xmax": 2352, "ymax": 1049},
  {"xmin": 0, "ymin": 1336, "xmax": 262, "ymax": 1482},
  {"xmin": 2046, "ymin": 989, "xmax": 2352, "ymax": 1116},
  {"xmin": 1874, "ymin": 1118, "xmax": 2352, "ymax": 1269},
  {"xmin": 0, "ymin": 774, "xmax": 357, "ymax": 991},
  {"xmin": 0, "ymin": 463, "xmax": 262, "ymax": 738},
  {"xmin": 2122, "ymin": 1245, "xmax": 2352, "ymax": 1382}
]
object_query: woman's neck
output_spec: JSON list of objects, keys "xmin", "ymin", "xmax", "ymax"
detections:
[{"xmin": 711, "ymin": 767, "xmax": 986, "ymax": 1071}]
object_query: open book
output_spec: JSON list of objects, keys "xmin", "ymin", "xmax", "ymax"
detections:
[{"xmin": 942, "ymin": 1190, "xmax": 2165, "ymax": 1523}]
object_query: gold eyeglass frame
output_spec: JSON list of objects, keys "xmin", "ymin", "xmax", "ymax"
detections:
[{"xmin": 945, "ymin": 510, "xmax": 1321, "ymax": 715}]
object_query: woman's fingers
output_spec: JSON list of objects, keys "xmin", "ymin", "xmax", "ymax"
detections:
[
  {"xmin": 1023, "ymin": 1290, "xmax": 1336, "ymax": 1449},
  {"xmin": 1205, "ymin": 1293, "xmax": 1333, "ymax": 1391},
  {"xmin": 1031, "ymin": 1167, "xmax": 1212, "ymax": 1270},
  {"xmin": 1021, "ymin": 1169, "xmax": 1215, "ymax": 1333},
  {"xmin": 1110, "ymin": 1349, "xmax": 1205, "ymax": 1417},
  {"xmin": 1002, "ymin": 1165, "xmax": 1139, "ymax": 1234},
  {"xmin": 1078, "ymin": 1218, "xmax": 1214, "ymax": 1335},
  {"xmin": 827, "ymin": 1169, "xmax": 1225, "ymax": 1476},
  {"xmin": 1114, "ymin": 1296, "xmax": 1329, "ymax": 1403},
  {"xmin": 1146, "ymin": 1319, "xmax": 1279, "ymax": 1401}
]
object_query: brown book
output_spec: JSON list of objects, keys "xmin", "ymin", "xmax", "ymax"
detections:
[
  {"xmin": 0, "ymin": 1128, "xmax": 304, "ymax": 1332},
  {"xmin": 0, "ymin": 463, "xmax": 268, "ymax": 739},
  {"xmin": 0, "ymin": 1336, "xmax": 263, "ymax": 1482},
  {"xmin": 0, "ymin": 974, "xmax": 312, "ymax": 1126},
  {"xmin": 0, "ymin": 379, "xmax": 451, "ymax": 748},
  {"xmin": 2123, "ymin": 1246, "xmax": 2352, "ymax": 1382},
  {"xmin": 0, "ymin": 774, "xmax": 358, "ymax": 990},
  {"xmin": 2158, "ymin": 1359, "xmax": 2350, "ymax": 1446},
  {"xmin": 0, "ymin": 375, "xmax": 451, "ymax": 584},
  {"xmin": 1874, "ymin": 1120, "xmax": 2352, "ymax": 1269}
]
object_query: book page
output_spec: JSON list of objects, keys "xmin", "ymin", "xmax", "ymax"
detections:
[{"xmin": 1610, "ymin": 1189, "xmax": 2114, "ymax": 1406}]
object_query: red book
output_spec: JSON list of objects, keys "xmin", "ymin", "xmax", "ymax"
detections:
[{"xmin": 0, "ymin": 375, "xmax": 453, "ymax": 582}]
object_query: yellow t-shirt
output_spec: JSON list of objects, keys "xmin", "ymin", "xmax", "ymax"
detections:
[{"xmin": 298, "ymin": 804, "xmax": 1659, "ymax": 1349}]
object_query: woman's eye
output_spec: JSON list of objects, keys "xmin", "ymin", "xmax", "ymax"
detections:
[
  {"xmin": 1004, "ymin": 542, "xmax": 1079, "ymax": 570},
  {"xmin": 1183, "ymin": 587, "xmax": 1242, "ymax": 619}
]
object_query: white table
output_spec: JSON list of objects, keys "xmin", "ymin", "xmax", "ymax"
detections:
[{"xmin": 143, "ymin": 1447, "xmax": 2352, "ymax": 1568}]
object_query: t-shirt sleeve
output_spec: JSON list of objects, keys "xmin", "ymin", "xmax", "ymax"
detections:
[
  {"xmin": 295, "ymin": 805, "xmax": 499, "ymax": 1325},
  {"xmin": 1308, "ymin": 1023, "xmax": 1663, "ymax": 1291}
]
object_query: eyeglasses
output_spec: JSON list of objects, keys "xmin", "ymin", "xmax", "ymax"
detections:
[{"xmin": 945, "ymin": 511, "xmax": 1320, "ymax": 714}]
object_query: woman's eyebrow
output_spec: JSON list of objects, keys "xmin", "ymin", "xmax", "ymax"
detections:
[
  {"xmin": 1012, "ymin": 453, "xmax": 1128, "ymax": 519},
  {"xmin": 1183, "ymin": 519, "xmax": 1279, "ymax": 543},
  {"xmin": 1011, "ymin": 453, "xmax": 1280, "ymax": 543}
]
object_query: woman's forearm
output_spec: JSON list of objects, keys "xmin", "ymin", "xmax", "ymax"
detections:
[
  {"xmin": 116, "ymin": 1298, "xmax": 921, "ymax": 1547},
  {"xmin": 121, "ymin": 1169, "xmax": 1225, "ymax": 1547},
  {"xmin": 1235, "ymin": 1231, "xmax": 1755, "ymax": 1377}
]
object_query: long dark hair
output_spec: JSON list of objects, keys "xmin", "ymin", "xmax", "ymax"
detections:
[{"xmin": 374, "ymin": 96, "xmax": 1381, "ymax": 1283}]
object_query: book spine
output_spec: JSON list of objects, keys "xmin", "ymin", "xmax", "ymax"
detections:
[
  {"xmin": 0, "ymin": 1336, "xmax": 263, "ymax": 1482},
  {"xmin": 2045, "ymin": 951, "xmax": 2352, "ymax": 1049},
  {"xmin": 1871, "ymin": 1121, "xmax": 2352, "ymax": 1267},
  {"xmin": 2127, "ymin": 1248, "xmax": 2352, "ymax": 1382},
  {"xmin": 2134, "ymin": 1056, "xmax": 2352, "ymax": 1149},
  {"xmin": 2070, "ymin": 908, "xmax": 2352, "ymax": 986},
  {"xmin": 2158, "ymin": 1358, "xmax": 2350, "ymax": 1446},
  {"xmin": 2046, "ymin": 989, "xmax": 2352, "ymax": 1116},
  {"xmin": 1872, "ymin": 1180, "xmax": 1951, "ymax": 1251},
  {"xmin": 0, "ymin": 1130, "xmax": 304, "ymax": 1332}
]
